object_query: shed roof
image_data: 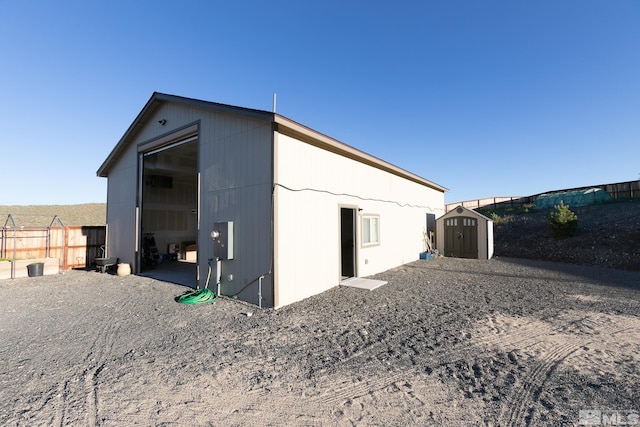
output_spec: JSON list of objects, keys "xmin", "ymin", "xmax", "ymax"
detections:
[
  {"xmin": 439, "ymin": 205, "xmax": 492, "ymax": 222},
  {"xmin": 97, "ymin": 92, "xmax": 447, "ymax": 192}
]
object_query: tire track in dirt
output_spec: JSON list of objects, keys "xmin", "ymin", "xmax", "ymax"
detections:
[
  {"xmin": 313, "ymin": 321, "xmax": 426, "ymax": 407},
  {"xmin": 212, "ymin": 321, "xmax": 417, "ymax": 421},
  {"xmin": 74, "ymin": 320, "xmax": 119, "ymax": 427},
  {"xmin": 581, "ymin": 314, "xmax": 639, "ymax": 337},
  {"xmin": 319, "ymin": 369, "xmax": 413, "ymax": 406},
  {"xmin": 313, "ymin": 313, "xmax": 557, "ymax": 409},
  {"xmin": 427, "ymin": 313, "xmax": 557, "ymax": 369},
  {"xmin": 52, "ymin": 380, "xmax": 68, "ymax": 427},
  {"xmin": 18, "ymin": 387, "xmax": 63, "ymax": 427},
  {"xmin": 84, "ymin": 363, "xmax": 107, "ymax": 427},
  {"xmin": 500, "ymin": 341, "xmax": 584, "ymax": 427},
  {"xmin": 81, "ymin": 291, "xmax": 142, "ymax": 426},
  {"xmin": 313, "ymin": 312, "xmax": 633, "ymax": 424},
  {"xmin": 454, "ymin": 318, "xmax": 551, "ymax": 357},
  {"xmin": 207, "ymin": 348, "xmax": 321, "ymax": 422},
  {"xmin": 312, "ymin": 368, "xmax": 435, "ymax": 427},
  {"xmin": 495, "ymin": 313, "xmax": 640, "ymax": 427},
  {"xmin": 49, "ymin": 293, "xmax": 133, "ymax": 427}
]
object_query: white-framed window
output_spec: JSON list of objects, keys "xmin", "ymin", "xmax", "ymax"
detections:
[{"xmin": 362, "ymin": 215, "xmax": 380, "ymax": 246}]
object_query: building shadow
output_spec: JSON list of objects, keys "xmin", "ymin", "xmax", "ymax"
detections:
[{"xmin": 139, "ymin": 260, "xmax": 197, "ymax": 288}]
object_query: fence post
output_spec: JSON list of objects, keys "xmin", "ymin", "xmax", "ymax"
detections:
[{"xmin": 63, "ymin": 226, "xmax": 68, "ymax": 270}]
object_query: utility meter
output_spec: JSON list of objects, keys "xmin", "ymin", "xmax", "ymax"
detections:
[{"xmin": 211, "ymin": 221, "xmax": 234, "ymax": 260}]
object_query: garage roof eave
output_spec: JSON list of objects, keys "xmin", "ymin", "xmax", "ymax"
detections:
[
  {"xmin": 97, "ymin": 92, "xmax": 275, "ymax": 177},
  {"xmin": 96, "ymin": 93, "xmax": 164, "ymax": 177}
]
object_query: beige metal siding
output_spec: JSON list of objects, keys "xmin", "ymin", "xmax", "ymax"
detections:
[
  {"xmin": 198, "ymin": 111, "xmax": 274, "ymax": 306},
  {"xmin": 274, "ymin": 133, "xmax": 445, "ymax": 308},
  {"xmin": 105, "ymin": 140, "xmax": 138, "ymax": 264},
  {"xmin": 104, "ymin": 94, "xmax": 449, "ymax": 308},
  {"xmin": 105, "ymin": 102, "xmax": 274, "ymax": 304}
]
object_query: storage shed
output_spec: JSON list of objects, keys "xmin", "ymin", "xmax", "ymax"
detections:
[
  {"xmin": 436, "ymin": 206, "xmax": 493, "ymax": 260},
  {"xmin": 97, "ymin": 93, "xmax": 447, "ymax": 308}
]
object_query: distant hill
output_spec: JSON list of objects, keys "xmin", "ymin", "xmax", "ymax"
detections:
[{"xmin": 0, "ymin": 203, "xmax": 106, "ymax": 226}]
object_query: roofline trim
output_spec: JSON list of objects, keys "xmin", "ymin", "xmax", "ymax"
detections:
[
  {"xmin": 441, "ymin": 205, "xmax": 492, "ymax": 221},
  {"xmin": 97, "ymin": 92, "xmax": 274, "ymax": 177},
  {"xmin": 98, "ymin": 92, "xmax": 448, "ymax": 193}
]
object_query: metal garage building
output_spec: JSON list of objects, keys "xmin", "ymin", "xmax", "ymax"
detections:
[
  {"xmin": 97, "ymin": 93, "xmax": 447, "ymax": 308},
  {"xmin": 436, "ymin": 206, "xmax": 494, "ymax": 260}
]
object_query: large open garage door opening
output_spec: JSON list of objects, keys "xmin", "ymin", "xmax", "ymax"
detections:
[{"xmin": 139, "ymin": 136, "xmax": 198, "ymax": 287}]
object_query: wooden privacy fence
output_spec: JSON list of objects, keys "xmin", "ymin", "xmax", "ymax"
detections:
[
  {"xmin": 446, "ymin": 196, "xmax": 528, "ymax": 212},
  {"xmin": 601, "ymin": 180, "xmax": 640, "ymax": 200},
  {"xmin": 1, "ymin": 225, "xmax": 106, "ymax": 271},
  {"xmin": 447, "ymin": 179, "xmax": 640, "ymax": 212}
]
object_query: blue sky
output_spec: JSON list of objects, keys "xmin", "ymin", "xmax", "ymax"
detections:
[{"xmin": 1, "ymin": 1, "xmax": 638, "ymax": 206}]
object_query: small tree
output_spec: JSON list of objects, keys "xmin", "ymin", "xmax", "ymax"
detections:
[{"xmin": 548, "ymin": 201, "xmax": 578, "ymax": 237}]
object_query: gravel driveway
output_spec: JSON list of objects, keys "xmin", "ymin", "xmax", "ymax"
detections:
[{"xmin": 1, "ymin": 257, "xmax": 639, "ymax": 426}]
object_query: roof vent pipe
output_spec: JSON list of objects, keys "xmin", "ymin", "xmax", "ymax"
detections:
[{"xmin": 272, "ymin": 93, "xmax": 277, "ymax": 113}]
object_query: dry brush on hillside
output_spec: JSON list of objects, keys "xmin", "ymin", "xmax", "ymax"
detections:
[{"xmin": 484, "ymin": 200, "xmax": 640, "ymax": 271}]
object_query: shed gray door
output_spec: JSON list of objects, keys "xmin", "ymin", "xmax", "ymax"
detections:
[{"xmin": 444, "ymin": 216, "xmax": 478, "ymax": 259}]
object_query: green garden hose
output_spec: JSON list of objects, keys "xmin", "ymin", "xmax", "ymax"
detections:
[
  {"xmin": 176, "ymin": 288, "xmax": 216, "ymax": 304},
  {"xmin": 176, "ymin": 260, "xmax": 217, "ymax": 305}
]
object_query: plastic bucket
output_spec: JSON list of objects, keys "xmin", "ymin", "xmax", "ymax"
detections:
[
  {"xmin": 117, "ymin": 263, "xmax": 131, "ymax": 276},
  {"xmin": 27, "ymin": 262, "xmax": 44, "ymax": 277}
]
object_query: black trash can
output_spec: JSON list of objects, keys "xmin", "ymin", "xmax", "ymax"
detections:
[{"xmin": 27, "ymin": 262, "xmax": 44, "ymax": 277}]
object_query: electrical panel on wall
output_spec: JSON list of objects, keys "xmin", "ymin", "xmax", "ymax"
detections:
[{"xmin": 211, "ymin": 221, "xmax": 234, "ymax": 260}]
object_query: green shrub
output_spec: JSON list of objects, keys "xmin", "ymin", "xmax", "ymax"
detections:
[
  {"xmin": 548, "ymin": 202, "xmax": 578, "ymax": 237},
  {"xmin": 477, "ymin": 211, "xmax": 512, "ymax": 225}
]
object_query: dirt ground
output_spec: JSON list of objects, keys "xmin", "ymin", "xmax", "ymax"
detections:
[{"xmin": 1, "ymin": 257, "xmax": 639, "ymax": 426}]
